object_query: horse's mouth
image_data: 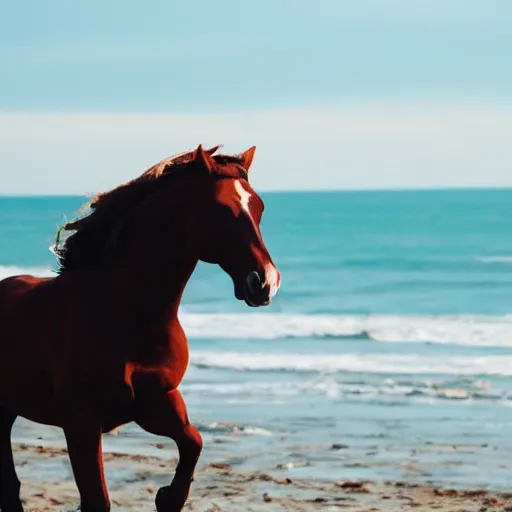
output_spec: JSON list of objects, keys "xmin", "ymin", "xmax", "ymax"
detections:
[
  {"xmin": 241, "ymin": 271, "xmax": 273, "ymax": 307},
  {"xmin": 244, "ymin": 296, "xmax": 270, "ymax": 308}
]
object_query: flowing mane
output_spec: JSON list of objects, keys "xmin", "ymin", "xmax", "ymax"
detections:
[{"xmin": 54, "ymin": 145, "xmax": 247, "ymax": 274}]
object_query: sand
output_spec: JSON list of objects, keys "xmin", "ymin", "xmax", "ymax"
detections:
[{"xmin": 11, "ymin": 442, "xmax": 512, "ymax": 512}]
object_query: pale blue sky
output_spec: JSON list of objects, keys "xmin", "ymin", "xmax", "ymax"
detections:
[{"xmin": 1, "ymin": 1, "xmax": 511, "ymax": 193}]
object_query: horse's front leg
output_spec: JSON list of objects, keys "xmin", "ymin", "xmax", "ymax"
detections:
[
  {"xmin": 0, "ymin": 407, "xmax": 23, "ymax": 512},
  {"xmin": 63, "ymin": 411, "xmax": 110, "ymax": 512},
  {"xmin": 135, "ymin": 389, "xmax": 203, "ymax": 512}
]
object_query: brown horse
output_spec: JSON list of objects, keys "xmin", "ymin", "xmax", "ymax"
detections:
[{"xmin": 0, "ymin": 145, "xmax": 280, "ymax": 512}]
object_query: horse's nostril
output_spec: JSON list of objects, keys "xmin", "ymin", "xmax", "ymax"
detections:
[{"xmin": 246, "ymin": 271, "xmax": 262, "ymax": 295}]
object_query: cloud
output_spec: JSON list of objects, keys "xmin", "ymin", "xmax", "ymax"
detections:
[{"xmin": 0, "ymin": 102, "xmax": 511, "ymax": 194}]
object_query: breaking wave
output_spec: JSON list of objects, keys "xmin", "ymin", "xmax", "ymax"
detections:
[
  {"xmin": 184, "ymin": 375, "xmax": 504, "ymax": 402},
  {"xmin": 181, "ymin": 312, "xmax": 512, "ymax": 348},
  {"xmin": 189, "ymin": 351, "xmax": 512, "ymax": 376}
]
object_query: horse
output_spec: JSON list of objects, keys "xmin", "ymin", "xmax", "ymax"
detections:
[{"xmin": 0, "ymin": 144, "xmax": 280, "ymax": 512}]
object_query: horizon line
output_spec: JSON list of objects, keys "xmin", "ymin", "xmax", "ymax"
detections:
[{"xmin": 2, "ymin": 185, "xmax": 512, "ymax": 198}]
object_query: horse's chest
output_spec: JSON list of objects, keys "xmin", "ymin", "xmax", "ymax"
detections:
[{"xmin": 134, "ymin": 327, "xmax": 190, "ymax": 386}]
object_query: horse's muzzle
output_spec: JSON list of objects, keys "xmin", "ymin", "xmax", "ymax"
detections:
[{"xmin": 243, "ymin": 270, "xmax": 275, "ymax": 307}]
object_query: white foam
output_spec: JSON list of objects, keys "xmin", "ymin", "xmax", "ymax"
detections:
[
  {"xmin": 476, "ymin": 255, "xmax": 512, "ymax": 264},
  {"xmin": 183, "ymin": 376, "xmax": 504, "ymax": 403},
  {"xmin": 190, "ymin": 351, "xmax": 512, "ymax": 376},
  {"xmin": 203, "ymin": 421, "xmax": 272, "ymax": 436},
  {"xmin": 180, "ymin": 312, "xmax": 512, "ymax": 348}
]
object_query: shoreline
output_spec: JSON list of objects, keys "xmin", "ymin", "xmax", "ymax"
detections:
[{"xmin": 12, "ymin": 442, "xmax": 512, "ymax": 512}]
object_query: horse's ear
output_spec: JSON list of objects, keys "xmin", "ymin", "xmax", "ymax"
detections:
[
  {"xmin": 195, "ymin": 144, "xmax": 215, "ymax": 173},
  {"xmin": 241, "ymin": 146, "xmax": 256, "ymax": 172},
  {"xmin": 205, "ymin": 145, "xmax": 222, "ymax": 156}
]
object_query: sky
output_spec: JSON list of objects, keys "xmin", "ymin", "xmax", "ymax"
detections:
[{"xmin": 1, "ymin": 0, "xmax": 511, "ymax": 193}]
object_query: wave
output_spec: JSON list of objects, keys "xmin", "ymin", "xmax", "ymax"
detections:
[
  {"xmin": 181, "ymin": 312, "xmax": 512, "ymax": 347},
  {"xmin": 189, "ymin": 351, "xmax": 512, "ymax": 376},
  {"xmin": 3, "ymin": 265, "xmax": 512, "ymax": 349},
  {"xmin": 476, "ymin": 255, "xmax": 512, "ymax": 264},
  {"xmin": 0, "ymin": 265, "xmax": 55, "ymax": 280},
  {"xmin": 198, "ymin": 421, "xmax": 272, "ymax": 436},
  {"xmin": 184, "ymin": 376, "xmax": 503, "ymax": 402}
]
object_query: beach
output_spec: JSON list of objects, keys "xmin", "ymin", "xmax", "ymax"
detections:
[
  {"xmin": 12, "ymin": 418, "xmax": 512, "ymax": 511},
  {"xmin": 13, "ymin": 438, "xmax": 512, "ymax": 512}
]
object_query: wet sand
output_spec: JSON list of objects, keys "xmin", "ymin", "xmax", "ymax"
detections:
[{"xmin": 13, "ymin": 442, "xmax": 512, "ymax": 512}]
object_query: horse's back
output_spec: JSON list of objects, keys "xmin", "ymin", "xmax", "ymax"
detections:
[
  {"xmin": 0, "ymin": 273, "xmax": 46, "ymax": 294},
  {"xmin": 0, "ymin": 273, "xmax": 58, "ymax": 422},
  {"xmin": 0, "ymin": 273, "xmax": 53, "ymax": 320}
]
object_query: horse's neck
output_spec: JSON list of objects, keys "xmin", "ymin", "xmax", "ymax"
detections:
[{"xmin": 106, "ymin": 248, "xmax": 198, "ymax": 330}]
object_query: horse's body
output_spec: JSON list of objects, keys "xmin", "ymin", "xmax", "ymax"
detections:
[{"xmin": 0, "ymin": 145, "xmax": 280, "ymax": 512}]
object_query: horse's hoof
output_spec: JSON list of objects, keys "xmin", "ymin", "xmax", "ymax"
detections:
[{"xmin": 155, "ymin": 486, "xmax": 187, "ymax": 512}]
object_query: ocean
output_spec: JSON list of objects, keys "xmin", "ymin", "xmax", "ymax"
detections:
[{"xmin": 2, "ymin": 189, "xmax": 512, "ymax": 491}]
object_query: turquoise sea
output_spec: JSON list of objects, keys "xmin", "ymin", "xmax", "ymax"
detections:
[{"xmin": 2, "ymin": 190, "xmax": 512, "ymax": 490}]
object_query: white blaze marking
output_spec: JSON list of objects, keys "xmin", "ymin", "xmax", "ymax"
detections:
[
  {"xmin": 264, "ymin": 263, "xmax": 281, "ymax": 298},
  {"xmin": 234, "ymin": 180, "xmax": 252, "ymax": 218},
  {"xmin": 234, "ymin": 180, "xmax": 281, "ymax": 300}
]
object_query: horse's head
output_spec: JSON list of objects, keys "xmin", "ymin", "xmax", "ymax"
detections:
[
  {"xmin": 54, "ymin": 145, "xmax": 280, "ymax": 307},
  {"xmin": 182, "ymin": 145, "xmax": 280, "ymax": 307}
]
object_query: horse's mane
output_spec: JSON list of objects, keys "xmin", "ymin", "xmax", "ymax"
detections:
[{"xmin": 54, "ymin": 146, "xmax": 246, "ymax": 274}]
